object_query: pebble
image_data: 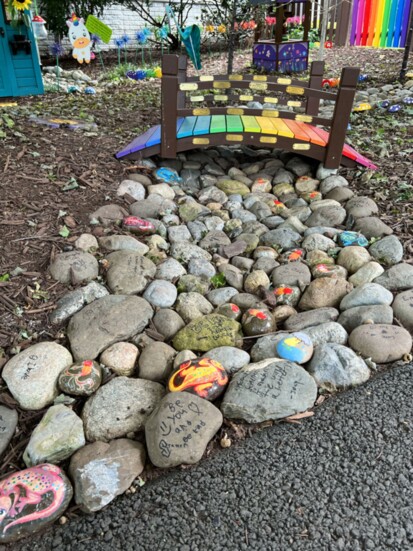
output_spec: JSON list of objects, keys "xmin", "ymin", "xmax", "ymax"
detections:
[
  {"xmin": 368, "ymin": 235, "xmax": 404, "ymax": 266},
  {"xmin": 100, "ymin": 342, "xmax": 139, "ymax": 376},
  {"xmin": 23, "ymin": 405, "xmax": 85, "ymax": 466},
  {"xmin": 106, "ymin": 251, "xmax": 156, "ymax": 295},
  {"xmin": 156, "ymin": 257, "xmax": 187, "ymax": 281},
  {"xmin": 339, "ymin": 282, "xmax": 393, "ymax": 311},
  {"xmin": 49, "ymin": 251, "xmax": 99, "ymax": 285},
  {"xmin": 302, "ymin": 321, "xmax": 348, "ymax": 346},
  {"xmin": 392, "ymin": 289, "xmax": 413, "ymax": 333},
  {"xmin": 221, "ymin": 359, "xmax": 317, "ymax": 423},
  {"xmin": 348, "ymin": 261, "xmax": 384, "ymax": 286},
  {"xmin": 0, "ymin": 465, "xmax": 73, "ymax": 543},
  {"xmin": 202, "ymin": 347, "xmax": 250, "ymax": 375},
  {"xmin": 67, "ymin": 295, "xmax": 153, "ymax": 360},
  {"xmin": 153, "ymin": 309, "xmax": 185, "ymax": 340},
  {"xmin": 305, "ymin": 205, "xmax": 346, "ymax": 228},
  {"xmin": 345, "ymin": 196, "xmax": 378, "ymax": 219},
  {"xmin": 206, "ymin": 287, "xmax": 238, "ymax": 306},
  {"xmin": 276, "ymin": 332, "xmax": 314, "ymax": 363},
  {"xmin": 319, "ymin": 175, "xmax": 349, "ymax": 195},
  {"xmin": 117, "ymin": 179, "xmax": 146, "ymax": 201},
  {"xmin": 74, "ymin": 233, "xmax": 98, "ymax": 252},
  {"xmin": 90, "ymin": 204, "xmax": 128, "ymax": 225},
  {"xmin": 353, "ymin": 217, "xmax": 393, "ymax": 239},
  {"xmin": 349, "ymin": 324, "xmax": 412, "ymax": 363},
  {"xmin": 143, "ymin": 279, "xmax": 178, "ymax": 308},
  {"xmin": 69, "ymin": 439, "xmax": 146, "ymax": 513},
  {"xmin": 138, "ymin": 342, "xmax": 176, "ymax": 382},
  {"xmin": 284, "ymin": 307, "xmax": 339, "ymax": 331},
  {"xmin": 3, "ymin": 342, "xmax": 73, "ymax": 410},
  {"xmin": 338, "ymin": 304, "xmax": 394, "ymax": 333},
  {"xmin": 82, "ymin": 377, "xmax": 165, "ymax": 442},
  {"xmin": 58, "ymin": 360, "xmax": 102, "ymax": 396},
  {"xmin": 299, "ymin": 278, "xmax": 353, "ymax": 310},
  {"xmin": 175, "ymin": 292, "xmax": 214, "ymax": 323},
  {"xmin": 271, "ymin": 262, "xmax": 312, "ymax": 286},
  {"xmin": 99, "ymin": 235, "xmax": 149, "ymax": 254},
  {"xmin": 307, "ymin": 343, "xmax": 370, "ymax": 389},
  {"xmin": 337, "ymin": 246, "xmax": 371, "ymax": 274},
  {"xmin": 260, "ymin": 227, "xmax": 302, "ymax": 250},
  {"xmin": 145, "ymin": 392, "xmax": 223, "ymax": 468}
]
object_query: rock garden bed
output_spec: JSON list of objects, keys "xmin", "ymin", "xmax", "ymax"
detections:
[{"xmin": 1, "ymin": 145, "xmax": 413, "ymax": 544}]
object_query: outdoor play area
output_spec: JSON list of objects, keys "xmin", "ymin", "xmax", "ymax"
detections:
[{"xmin": 0, "ymin": 0, "xmax": 413, "ymax": 547}]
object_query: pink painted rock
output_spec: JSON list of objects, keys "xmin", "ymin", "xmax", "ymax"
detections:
[
  {"xmin": 122, "ymin": 216, "xmax": 155, "ymax": 236},
  {"xmin": 0, "ymin": 464, "xmax": 73, "ymax": 543}
]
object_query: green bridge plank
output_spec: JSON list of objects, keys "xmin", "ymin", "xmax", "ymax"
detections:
[
  {"xmin": 210, "ymin": 115, "xmax": 226, "ymax": 133},
  {"xmin": 226, "ymin": 115, "xmax": 243, "ymax": 132}
]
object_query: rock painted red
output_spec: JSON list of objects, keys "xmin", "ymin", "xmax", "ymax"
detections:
[
  {"xmin": 168, "ymin": 358, "xmax": 228, "ymax": 401},
  {"xmin": 122, "ymin": 216, "xmax": 156, "ymax": 236},
  {"xmin": 0, "ymin": 464, "xmax": 73, "ymax": 543},
  {"xmin": 58, "ymin": 360, "xmax": 102, "ymax": 396},
  {"xmin": 241, "ymin": 308, "xmax": 276, "ymax": 336}
]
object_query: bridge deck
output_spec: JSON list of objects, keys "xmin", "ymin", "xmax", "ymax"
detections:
[{"xmin": 116, "ymin": 115, "xmax": 377, "ymax": 170}]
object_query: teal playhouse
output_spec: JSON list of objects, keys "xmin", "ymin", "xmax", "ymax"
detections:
[{"xmin": 0, "ymin": 2, "xmax": 43, "ymax": 98}]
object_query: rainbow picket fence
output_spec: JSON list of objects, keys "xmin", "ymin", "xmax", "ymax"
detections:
[{"xmin": 350, "ymin": 0, "xmax": 413, "ymax": 48}]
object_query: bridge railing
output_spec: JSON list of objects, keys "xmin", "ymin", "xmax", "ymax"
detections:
[{"xmin": 161, "ymin": 54, "xmax": 359, "ymax": 168}]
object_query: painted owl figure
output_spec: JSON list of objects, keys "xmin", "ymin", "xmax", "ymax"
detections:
[{"xmin": 66, "ymin": 14, "xmax": 92, "ymax": 64}]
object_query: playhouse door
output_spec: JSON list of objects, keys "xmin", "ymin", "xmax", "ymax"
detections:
[{"xmin": 0, "ymin": 4, "xmax": 15, "ymax": 97}]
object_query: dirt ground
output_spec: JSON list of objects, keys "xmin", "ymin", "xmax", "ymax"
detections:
[{"xmin": 0, "ymin": 46, "xmax": 412, "ymax": 473}]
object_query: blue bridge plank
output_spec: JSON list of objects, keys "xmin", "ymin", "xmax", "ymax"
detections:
[
  {"xmin": 194, "ymin": 116, "xmax": 211, "ymax": 135},
  {"xmin": 177, "ymin": 116, "xmax": 197, "ymax": 138}
]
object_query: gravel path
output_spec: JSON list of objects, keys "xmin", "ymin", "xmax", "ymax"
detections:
[{"xmin": 11, "ymin": 363, "xmax": 413, "ymax": 551}]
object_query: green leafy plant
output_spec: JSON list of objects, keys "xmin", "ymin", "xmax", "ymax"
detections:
[{"xmin": 210, "ymin": 273, "xmax": 227, "ymax": 288}]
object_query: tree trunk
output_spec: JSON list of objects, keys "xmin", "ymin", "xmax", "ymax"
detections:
[
  {"xmin": 227, "ymin": 0, "xmax": 237, "ymax": 74},
  {"xmin": 318, "ymin": 0, "xmax": 330, "ymax": 61}
]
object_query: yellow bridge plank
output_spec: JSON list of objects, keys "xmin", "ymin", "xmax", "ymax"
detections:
[
  {"xmin": 269, "ymin": 118, "xmax": 295, "ymax": 138},
  {"xmin": 256, "ymin": 117, "xmax": 278, "ymax": 135}
]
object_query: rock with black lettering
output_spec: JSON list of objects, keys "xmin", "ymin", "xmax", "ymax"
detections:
[
  {"xmin": 145, "ymin": 392, "xmax": 223, "ymax": 468},
  {"xmin": 220, "ymin": 359, "xmax": 317, "ymax": 423}
]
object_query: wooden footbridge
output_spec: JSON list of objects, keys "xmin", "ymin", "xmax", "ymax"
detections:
[{"xmin": 116, "ymin": 55, "xmax": 377, "ymax": 170}]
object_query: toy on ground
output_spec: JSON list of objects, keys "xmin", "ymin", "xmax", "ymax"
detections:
[
  {"xmin": 66, "ymin": 14, "xmax": 92, "ymax": 64},
  {"xmin": 322, "ymin": 78, "xmax": 340, "ymax": 90},
  {"xmin": 116, "ymin": 54, "xmax": 377, "ymax": 171}
]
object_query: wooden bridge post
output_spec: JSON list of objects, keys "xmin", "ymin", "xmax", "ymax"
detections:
[
  {"xmin": 161, "ymin": 54, "xmax": 187, "ymax": 158},
  {"xmin": 324, "ymin": 66, "xmax": 360, "ymax": 169},
  {"xmin": 306, "ymin": 61, "xmax": 325, "ymax": 116}
]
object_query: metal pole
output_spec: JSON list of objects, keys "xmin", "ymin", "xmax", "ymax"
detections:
[{"xmin": 400, "ymin": 0, "xmax": 413, "ymax": 82}]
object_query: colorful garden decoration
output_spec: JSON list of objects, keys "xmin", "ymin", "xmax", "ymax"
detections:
[
  {"xmin": 49, "ymin": 42, "xmax": 64, "ymax": 91},
  {"xmin": 66, "ymin": 14, "xmax": 92, "ymax": 64},
  {"xmin": 388, "ymin": 104, "xmax": 402, "ymax": 113},
  {"xmin": 123, "ymin": 216, "xmax": 156, "ymax": 235},
  {"xmin": 276, "ymin": 332, "xmax": 313, "ymax": 363},
  {"xmin": 58, "ymin": 360, "xmax": 102, "ymax": 397},
  {"xmin": 85, "ymin": 14, "xmax": 112, "ymax": 44},
  {"xmin": 0, "ymin": 1, "xmax": 44, "ymax": 98},
  {"xmin": 166, "ymin": 5, "xmax": 201, "ymax": 70},
  {"xmin": 168, "ymin": 358, "xmax": 228, "ymax": 401},
  {"xmin": 252, "ymin": 0, "xmax": 312, "ymax": 73},
  {"xmin": 353, "ymin": 103, "xmax": 372, "ymax": 112},
  {"xmin": 338, "ymin": 231, "xmax": 369, "ymax": 247},
  {"xmin": 241, "ymin": 308, "xmax": 276, "ymax": 336}
]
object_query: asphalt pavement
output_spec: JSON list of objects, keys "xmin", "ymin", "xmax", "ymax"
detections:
[{"xmin": 12, "ymin": 362, "xmax": 413, "ymax": 551}]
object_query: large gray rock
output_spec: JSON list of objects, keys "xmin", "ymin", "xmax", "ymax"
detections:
[
  {"xmin": 49, "ymin": 251, "xmax": 99, "ymax": 285},
  {"xmin": 155, "ymin": 258, "xmax": 187, "ymax": 281},
  {"xmin": 23, "ymin": 405, "xmax": 85, "ymax": 467},
  {"xmin": 374, "ymin": 263, "xmax": 413, "ymax": 291},
  {"xmin": 0, "ymin": 406, "xmax": 18, "ymax": 458},
  {"xmin": 99, "ymin": 235, "xmax": 149, "ymax": 254},
  {"xmin": 305, "ymin": 205, "xmax": 346, "ymax": 228},
  {"xmin": 284, "ymin": 308, "xmax": 339, "ymax": 331},
  {"xmin": 106, "ymin": 251, "xmax": 156, "ymax": 295},
  {"xmin": 345, "ymin": 196, "xmax": 378, "ymax": 219},
  {"xmin": 202, "ymin": 347, "xmax": 250, "ymax": 375},
  {"xmin": 307, "ymin": 343, "xmax": 370, "ymax": 389},
  {"xmin": 368, "ymin": 235, "xmax": 403, "ymax": 267},
  {"xmin": 153, "ymin": 309, "xmax": 185, "ymax": 340},
  {"xmin": 319, "ymin": 175, "xmax": 348, "ymax": 195},
  {"xmin": 67, "ymin": 295, "xmax": 153, "ymax": 361},
  {"xmin": 349, "ymin": 324, "xmax": 412, "ymax": 363},
  {"xmin": 338, "ymin": 305, "xmax": 394, "ymax": 333},
  {"xmin": 353, "ymin": 217, "xmax": 393, "ymax": 239},
  {"xmin": 50, "ymin": 281, "xmax": 109, "ymax": 325},
  {"xmin": 82, "ymin": 377, "xmax": 165, "ymax": 442},
  {"xmin": 2, "ymin": 342, "xmax": 73, "ymax": 410},
  {"xmin": 143, "ymin": 280, "xmax": 177, "ymax": 308},
  {"xmin": 299, "ymin": 278, "xmax": 353, "ymax": 310},
  {"xmin": 145, "ymin": 392, "xmax": 223, "ymax": 468},
  {"xmin": 259, "ymin": 228, "xmax": 302, "ymax": 250},
  {"xmin": 339, "ymin": 283, "xmax": 393, "ymax": 311},
  {"xmin": 271, "ymin": 263, "xmax": 312, "ymax": 287},
  {"xmin": 170, "ymin": 241, "xmax": 212, "ymax": 264},
  {"xmin": 175, "ymin": 292, "xmax": 214, "ymax": 324},
  {"xmin": 69, "ymin": 439, "xmax": 146, "ymax": 513},
  {"xmin": 303, "ymin": 322, "xmax": 348, "ymax": 346},
  {"xmin": 392, "ymin": 289, "xmax": 413, "ymax": 333},
  {"xmin": 337, "ymin": 247, "xmax": 371, "ymax": 275},
  {"xmin": 221, "ymin": 359, "xmax": 317, "ymax": 423},
  {"xmin": 348, "ymin": 262, "xmax": 384, "ymax": 287}
]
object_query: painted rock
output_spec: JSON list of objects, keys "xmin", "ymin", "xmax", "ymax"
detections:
[
  {"xmin": 312, "ymin": 263, "xmax": 348, "ymax": 279},
  {"xmin": 58, "ymin": 360, "xmax": 102, "ymax": 397},
  {"xmin": 353, "ymin": 103, "xmax": 372, "ymax": 112},
  {"xmin": 168, "ymin": 358, "xmax": 228, "ymax": 401},
  {"xmin": 379, "ymin": 100, "xmax": 390, "ymax": 109},
  {"xmin": 301, "ymin": 191, "xmax": 322, "ymax": 203},
  {"xmin": 403, "ymin": 97, "xmax": 413, "ymax": 105},
  {"xmin": 153, "ymin": 167, "xmax": 182, "ymax": 184},
  {"xmin": 279, "ymin": 248, "xmax": 305, "ymax": 263},
  {"xmin": 241, "ymin": 308, "xmax": 276, "ymax": 337},
  {"xmin": 215, "ymin": 303, "xmax": 242, "ymax": 321},
  {"xmin": 273, "ymin": 183, "xmax": 295, "ymax": 197},
  {"xmin": 276, "ymin": 332, "xmax": 314, "ymax": 364},
  {"xmin": 251, "ymin": 177, "xmax": 272, "ymax": 193},
  {"xmin": 338, "ymin": 231, "xmax": 369, "ymax": 248},
  {"xmin": 272, "ymin": 285, "xmax": 301, "ymax": 307},
  {"xmin": 0, "ymin": 464, "xmax": 73, "ymax": 543},
  {"xmin": 388, "ymin": 104, "xmax": 401, "ymax": 113},
  {"xmin": 271, "ymin": 200, "xmax": 288, "ymax": 215},
  {"xmin": 358, "ymin": 74, "xmax": 368, "ymax": 82},
  {"xmin": 122, "ymin": 216, "xmax": 156, "ymax": 236}
]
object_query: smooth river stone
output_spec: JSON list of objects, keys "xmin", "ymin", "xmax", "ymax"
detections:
[
  {"xmin": 0, "ymin": 464, "xmax": 73, "ymax": 543},
  {"xmin": 338, "ymin": 231, "xmax": 369, "ymax": 247},
  {"xmin": 172, "ymin": 314, "xmax": 243, "ymax": 352},
  {"xmin": 337, "ymin": 305, "xmax": 394, "ymax": 333},
  {"xmin": 348, "ymin": 324, "xmax": 413, "ymax": 363},
  {"xmin": 273, "ymin": 285, "xmax": 301, "ymax": 307},
  {"xmin": 392, "ymin": 289, "xmax": 413, "ymax": 333},
  {"xmin": 337, "ymin": 246, "xmax": 371, "ymax": 275},
  {"xmin": 271, "ymin": 262, "xmax": 311, "ymax": 287},
  {"xmin": 307, "ymin": 343, "xmax": 370, "ymax": 390},
  {"xmin": 348, "ymin": 261, "xmax": 384, "ymax": 287},
  {"xmin": 368, "ymin": 235, "xmax": 404, "ymax": 267},
  {"xmin": 145, "ymin": 392, "xmax": 223, "ymax": 468},
  {"xmin": 339, "ymin": 283, "xmax": 393, "ymax": 311},
  {"xmin": 58, "ymin": 360, "xmax": 102, "ymax": 396},
  {"xmin": 284, "ymin": 307, "xmax": 339, "ymax": 331},
  {"xmin": 220, "ymin": 359, "xmax": 317, "ymax": 423},
  {"xmin": 302, "ymin": 322, "xmax": 348, "ymax": 346},
  {"xmin": 0, "ymin": 407, "xmax": 18, "ymax": 458},
  {"xmin": 202, "ymin": 347, "xmax": 250, "ymax": 375},
  {"xmin": 2, "ymin": 342, "xmax": 73, "ymax": 411},
  {"xmin": 276, "ymin": 333, "xmax": 314, "ymax": 364},
  {"xmin": 312, "ymin": 264, "xmax": 348, "ymax": 279},
  {"xmin": 122, "ymin": 216, "xmax": 156, "ymax": 235},
  {"xmin": 298, "ymin": 278, "xmax": 353, "ymax": 311},
  {"xmin": 106, "ymin": 251, "xmax": 156, "ymax": 295},
  {"xmin": 215, "ymin": 303, "xmax": 242, "ymax": 321},
  {"xmin": 373, "ymin": 263, "xmax": 413, "ymax": 291},
  {"xmin": 241, "ymin": 308, "xmax": 276, "ymax": 337},
  {"xmin": 168, "ymin": 358, "xmax": 228, "ymax": 401},
  {"xmin": 67, "ymin": 295, "xmax": 153, "ymax": 361}
]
